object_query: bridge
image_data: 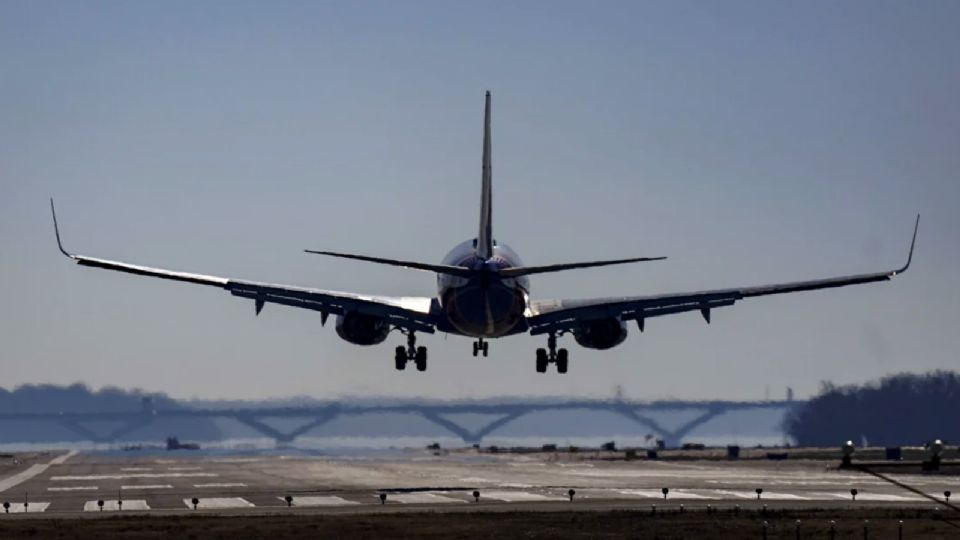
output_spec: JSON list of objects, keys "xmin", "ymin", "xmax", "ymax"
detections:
[{"xmin": 0, "ymin": 398, "xmax": 801, "ymax": 448}]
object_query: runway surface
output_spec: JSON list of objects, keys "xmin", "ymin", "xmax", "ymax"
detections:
[{"xmin": 0, "ymin": 449, "xmax": 956, "ymax": 516}]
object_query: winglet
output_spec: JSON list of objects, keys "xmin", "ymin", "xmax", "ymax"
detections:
[
  {"xmin": 892, "ymin": 214, "xmax": 919, "ymax": 276},
  {"xmin": 50, "ymin": 198, "xmax": 73, "ymax": 258}
]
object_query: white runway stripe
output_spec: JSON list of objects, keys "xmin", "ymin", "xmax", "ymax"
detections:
[
  {"xmin": 48, "ymin": 486, "xmax": 98, "ymax": 492},
  {"xmin": 194, "ymin": 483, "xmax": 247, "ymax": 488},
  {"xmin": 53, "ymin": 473, "xmax": 217, "ymax": 481},
  {"xmin": 49, "ymin": 450, "xmax": 78, "ymax": 465},
  {"xmin": 480, "ymin": 491, "xmax": 566, "ymax": 502},
  {"xmin": 84, "ymin": 500, "xmax": 150, "ymax": 511},
  {"xmin": 121, "ymin": 468, "xmax": 153, "ymax": 472},
  {"xmin": 120, "ymin": 485, "xmax": 172, "ymax": 490},
  {"xmin": 281, "ymin": 496, "xmax": 358, "ymax": 507},
  {"xmin": 168, "ymin": 467, "xmax": 204, "ymax": 471},
  {"xmin": 2, "ymin": 502, "xmax": 50, "ymax": 513},
  {"xmin": 0, "ymin": 451, "xmax": 77, "ymax": 493},
  {"xmin": 184, "ymin": 497, "xmax": 254, "ymax": 509},
  {"xmin": 619, "ymin": 489, "xmax": 709, "ymax": 500},
  {"xmin": 387, "ymin": 492, "xmax": 466, "ymax": 504},
  {"xmin": 712, "ymin": 490, "xmax": 810, "ymax": 501}
]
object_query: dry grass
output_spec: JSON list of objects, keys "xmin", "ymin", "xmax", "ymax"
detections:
[{"xmin": 1, "ymin": 507, "xmax": 958, "ymax": 539}]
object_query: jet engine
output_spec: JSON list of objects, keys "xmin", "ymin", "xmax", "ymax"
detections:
[
  {"xmin": 335, "ymin": 312, "xmax": 391, "ymax": 345},
  {"xmin": 572, "ymin": 318, "xmax": 628, "ymax": 350}
]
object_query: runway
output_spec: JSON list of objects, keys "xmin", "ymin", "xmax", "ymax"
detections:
[{"xmin": 0, "ymin": 449, "xmax": 955, "ymax": 516}]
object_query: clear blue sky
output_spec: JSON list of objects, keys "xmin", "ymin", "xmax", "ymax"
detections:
[{"xmin": 2, "ymin": 1, "xmax": 957, "ymax": 401}]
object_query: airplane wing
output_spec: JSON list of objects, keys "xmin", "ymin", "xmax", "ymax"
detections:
[
  {"xmin": 50, "ymin": 201, "xmax": 438, "ymax": 334},
  {"xmin": 526, "ymin": 216, "xmax": 919, "ymax": 336}
]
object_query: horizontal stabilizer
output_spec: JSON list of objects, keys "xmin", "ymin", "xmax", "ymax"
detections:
[
  {"xmin": 499, "ymin": 256, "xmax": 667, "ymax": 278},
  {"xmin": 304, "ymin": 250, "xmax": 474, "ymax": 277}
]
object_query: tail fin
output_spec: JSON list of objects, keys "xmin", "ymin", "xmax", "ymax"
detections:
[{"xmin": 477, "ymin": 91, "xmax": 494, "ymax": 260}]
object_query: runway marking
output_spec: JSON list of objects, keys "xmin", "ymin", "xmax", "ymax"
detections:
[
  {"xmin": 168, "ymin": 466, "xmax": 204, "ymax": 471},
  {"xmin": 183, "ymin": 497, "xmax": 254, "ymax": 509},
  {"xmin": 619, "ymin": 489, "xmax": 710, "ymax": 500},
  {"xmin": 2, "ymin": 502, "xmax": 50, "ymax": 513},
  {"xmin": 49, "ymin": 450, "xmax": 78, "ymax": 465},
  {"xmin": 480, "ymin": 491, "xmax": 566, "ymax": 502},
  {"xmin": 121, "ymin": 467, "xmax": 153, "ymax": 472},
  {"xmin": 194, "ymin": 483, "xmax": 247, "ymax": 488},
  {"xmin": 52, "ymin": 473, "xmax": 217, "ymax": 481},
  {"xmin": 48, "ymin": 486, "xmax": 98, "ymax": 492},
  {"xmin": 120, "ymin": 484, "xmax": 173, "ymax": 490},
  {"xmin": 83, "ymin": 500, "xmax": 150, "ymax": 511},
  {"xmin": 712, "ymin": 490, "xmax": 810, "ymax": 501},
  {"xmin": 811, "ymin": 492, "xmax": 924, "ymax": 502},
  {"xmin": 386, "ymin": 492, "xmax": 466, "ymax": 504},
  {"xmin": 0, "ymin": 451, "xmax": 78, "ymax": 493},
  {"xmin": 281, "ymin": 496, "xmax": 359, "ymax": 507}
]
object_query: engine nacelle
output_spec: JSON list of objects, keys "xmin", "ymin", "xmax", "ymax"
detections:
[
  {"xmin": 335, "ymin": 312, "xmax": 390, "ymax": 345},
  {"xmin": 572, "ymin": 318, "xmax": 628, "ymax": 350}
]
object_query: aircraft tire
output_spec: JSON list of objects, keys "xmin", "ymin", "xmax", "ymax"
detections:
[
  {"xmin": 395, "ymin": 346, "xmax": 407, "ymax": 371},
  {"xmin": 415, "ymin": 346, "xmax": 428, "ymax": 371},
  {"xmin": 535, "ymin": 348, "xmax": 548, "ymax": 373},
  {"xmin": 556, "ymin": 348, "xmax": 569, "ymax": 374}
]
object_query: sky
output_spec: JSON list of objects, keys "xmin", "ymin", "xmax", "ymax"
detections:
[{"xmin": 1, "ymin": 0, "xmax": 958, "ymax": 402}]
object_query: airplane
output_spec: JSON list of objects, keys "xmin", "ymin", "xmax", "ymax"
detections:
[{"xmin": 50, "ymin": 92, "xmax": 919, "ymax": 374}]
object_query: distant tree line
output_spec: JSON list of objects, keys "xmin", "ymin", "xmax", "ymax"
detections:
[{"xmin": 784, "ymin": 371, "xmax": 960, "ymax": 447}]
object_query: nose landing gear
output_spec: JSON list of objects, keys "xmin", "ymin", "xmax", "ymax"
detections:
[
  {"xmin": 394, "ymin": 331, "xmax": 427, "ymax": 371},
  {"xmin": 535, "ymin": 332, "xmax": 568, "ymax": 374},
  {"xmin": 472, "ymin": 338, "xmax": 489, "ymax": 357}
]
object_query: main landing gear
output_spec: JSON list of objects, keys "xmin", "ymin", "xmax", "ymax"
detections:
[
  {"xmin": 472, "ymin": 338, "xmax": 489, "ymax": 357},
  {"xmin": 535, "ymin": 332, "xmax": 568, "ymax": 374},
  {"xmin": 395, "ymin": 331, "xmax": 427, "ymax": 372}
]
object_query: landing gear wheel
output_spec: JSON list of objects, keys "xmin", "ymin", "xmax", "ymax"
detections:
[
  {"xmin": 535, "ymin": 348, "xmax": 548, "ymax": 373},
  {"xmin": 394, "ymin": 346, "xmax": 407, "ymax": 371},
  {"xmin": 473, "ymin": 339, "xmax": 490, "ymax": 358},
  {"xmin": 415, "ymin": 346, "xmax": 428, "ymax": 371},
  {"xmin": 556, "ymin": 348, "xmax": 569, "ymax": 374}
]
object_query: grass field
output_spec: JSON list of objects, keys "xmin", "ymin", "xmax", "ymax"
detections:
[{"xmin": 1, "ymin": 507, "xmax": 958, "ymax": 539}]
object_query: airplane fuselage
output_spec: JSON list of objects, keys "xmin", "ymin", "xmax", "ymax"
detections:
[{"xmin": 437, "ymin": 239, "xmax": 530, "ymax": 338}]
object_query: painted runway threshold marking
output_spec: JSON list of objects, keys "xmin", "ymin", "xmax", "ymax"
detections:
[
  {"xmin": 282, "ymin": 496, "xmax": 358, "ymax": 507},
  {"xmin": 619, "ymin": 489, "xmax": 710, "ymax": 500},
  {"xmin": 83, "ymin": 500, "xmax": 150, "ymax": 511},
  {"xmin": 387, "ymin": 492, "xmax": 466, "ymax": 504},
  {"xmin": 194, "ymin": 483, "xmax": 247, "ymax": 488},
  {"xmin": 120, "ymin": 485, "xmax": 172, "ymax": 490},
  {"xmin": 184, "ymin": 497, "xmax": 254, "ymax": 509},
  {"xmin": 1, "ymin": 502, "xmax": 50, "ymax": 513},
  {"xmin": 480, "ymin": 491, "xmax": 566, "ymax": 502},
  {"xmin": 48, "ymin": 486, "xmax": 98, "ymax": 492}
]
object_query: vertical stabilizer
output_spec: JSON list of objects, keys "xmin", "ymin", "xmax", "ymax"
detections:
[{"xmin": 477, "ymin": 91, "xmax": 494, "ymax": 259}]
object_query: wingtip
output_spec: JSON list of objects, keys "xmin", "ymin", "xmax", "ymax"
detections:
[
  {"xmin": 49, "ymin": 198, "xmax": 72, "ymax": 258},
  {"xmin": 893, "ymin": 213, "xmax": 919, "ymax": 276}
]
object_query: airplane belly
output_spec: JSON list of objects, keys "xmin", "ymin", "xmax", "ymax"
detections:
[{"xmin": 442, "ymin": 282, "xmax": 526, "ymax": 337}]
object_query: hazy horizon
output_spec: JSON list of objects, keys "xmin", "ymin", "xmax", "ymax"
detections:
[{"xmin": 3, "ymin": 1, "xmax": 958, "ymax": 401}]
